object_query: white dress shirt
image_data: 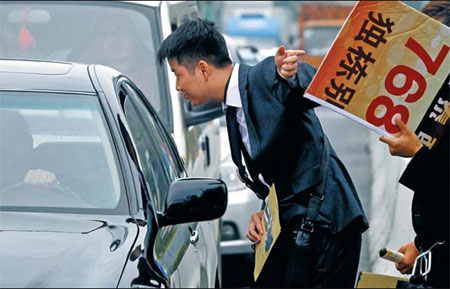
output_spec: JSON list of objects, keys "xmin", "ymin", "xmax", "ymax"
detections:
[
  {"xmin": 224, "ymin": 64, "xmax": 271, "ymax": 189},
  {"xmin": 223, "ymin": 64, "xmax": 253, "ymax": 157}
]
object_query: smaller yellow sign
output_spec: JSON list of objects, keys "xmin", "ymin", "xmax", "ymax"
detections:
[
  {"xmin": 357, "ymin": 272, "xmax": 409, "ymax": 288},
  {"xmin": 254, "ymin": 184, "xmax": 281, "ymax": 282}
]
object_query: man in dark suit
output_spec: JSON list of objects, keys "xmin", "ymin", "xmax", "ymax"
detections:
[
  {"xmin": 379, "ymin": 3, "xmax": 449, "ymax": 287},
  {"xmin": 158, "ymin": 19, "xmax": 368, "ymax": 287}
]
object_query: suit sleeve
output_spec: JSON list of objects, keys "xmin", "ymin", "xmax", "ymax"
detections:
[
  {"xmin": 273, "ymin": 61, "xmax": 320, "ymax": 109},
  {"xmin": 295, "ymin": 62, "xmax": 320, "ymax": 109},
  {"xmin": 399, "ymin": 142, "xmax": 449, "ymax": 195}
]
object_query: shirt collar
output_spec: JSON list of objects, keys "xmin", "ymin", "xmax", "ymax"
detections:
[{"xmin": 223, "ymin": 64, "xmax": 241, "ymax": 111}]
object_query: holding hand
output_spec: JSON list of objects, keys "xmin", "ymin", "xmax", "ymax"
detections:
[
  {"xmin": 395, "ymin": 240, "xmax": 419, "ymax": 275},
  {"xmin": 274, "ymin": 45, "xmax": 305, "ymax": 79},
  {"xmin": 247, "ymin": 210, "xmax": 264, "ymax": 243},
  {"xmin": 379, "ymin": 117, "xmax": 423, "ymax": 157}
]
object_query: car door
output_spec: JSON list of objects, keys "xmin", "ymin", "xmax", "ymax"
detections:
[{"xmin": 118, "ymin": 78, "xmax": 206, "ymax": 287}]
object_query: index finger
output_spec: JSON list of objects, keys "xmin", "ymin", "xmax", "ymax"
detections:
[
  {"xmin": 379, "ymin": 135, "xmax": 395, "ymax": 146},
  {"xmin": 247, "ymin": 222, "xmax": 260, "ymax": 242},
  {"xmin": 394, "ymin": 117, "xmax": 412, "ymax": 134},
  {"xmin": 286, "ymin": 50, "xmax": 305, "ymax": 57},
  {"xmin": 283, "ymin": 55, "xmax": 298, "ymax": 64},
  {"xmin": 254, "ymin": 216, "xmax": 264, "ymax": 236}
]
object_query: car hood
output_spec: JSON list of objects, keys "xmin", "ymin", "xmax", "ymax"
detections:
[{"xmin": 0, "ymin": 212, "xmax": 138, "ymax": 288}]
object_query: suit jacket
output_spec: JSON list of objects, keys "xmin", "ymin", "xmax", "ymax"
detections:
[{"xmin": 235, "ymin": 57, "xmax": 368, "ymax": 233}]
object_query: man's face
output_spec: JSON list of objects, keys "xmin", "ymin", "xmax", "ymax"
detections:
[{"xmin": 169, "ymin": 59, "xmax": 210, "ymax": 106}]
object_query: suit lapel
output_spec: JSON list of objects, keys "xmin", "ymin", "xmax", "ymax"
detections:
[{"xmin": 238, "ymin": 64, "xmax": 261, "ymax": 160}]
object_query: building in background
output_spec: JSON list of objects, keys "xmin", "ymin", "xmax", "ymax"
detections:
[{"xmin": 297, "ymin": 3, "xmax": 353, "ymax": 68}]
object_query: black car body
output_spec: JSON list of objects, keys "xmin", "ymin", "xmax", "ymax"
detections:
[{"xmin": 0, "ymin": 59, "xmax": 227, "ymax": 288}]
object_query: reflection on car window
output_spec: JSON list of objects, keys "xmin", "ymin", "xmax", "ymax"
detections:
[
  {"xmin": 123, "ymin": 87, "xmax": 179, "ymax": 212},
  {"xmin": 0, "ymin": 3, "xmax": 161, "ymax": 112},
  {"xmin": 0, "ymin": 92, "xmax": 124, "ymax": 212},
  {"xmin": 125, "ymin": 84, "xmax": 182, "ymax": 179}
]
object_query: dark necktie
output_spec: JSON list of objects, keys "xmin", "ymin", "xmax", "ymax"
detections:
[{"xmin": 226, "ymin": 106, "xmax": 268, "ymax": 200}]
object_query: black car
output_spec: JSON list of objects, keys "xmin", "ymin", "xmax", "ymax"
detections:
[{"xmin": 0, "ymin": 59, "xmax": 227, "ymax": 288}]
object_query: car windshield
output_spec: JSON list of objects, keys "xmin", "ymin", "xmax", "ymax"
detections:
[
  {"xmin": 0, "ymin": 2, "xmax": 162, "ymax": 113},
  {"xmin": 304, "ymin": 26, "xmax": 342, "ymax": 56},
  {"xmin": 0, "ymin": 92, "xmax": 126, "ymax": 213}
]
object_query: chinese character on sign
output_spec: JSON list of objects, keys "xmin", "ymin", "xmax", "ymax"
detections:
[
  {"xmin": 325, "ymin": 79, "xmax": 356, "ymax": 109},
  {"xmin": 355, "ymin": 12, "xmax": 395, "ymax": 48},
  {"xmin": 418, "ymin": 131, "xmax": 437, "ymax": 149},
  {"xmin": 337, "ymin": 46, "xmax": 376, "ymax": 84},
  {"xmin": 429, "ymin": 98, "xmax": 450, "ymax": 125}
]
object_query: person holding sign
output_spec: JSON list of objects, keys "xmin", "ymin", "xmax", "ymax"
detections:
[
  {"xmin": 157, "ymin": 19, "xmax": 368, "ymax": 288},
  {"xmin": 379, "ymin": 2, "xmax": 449, "ymax": 287}
]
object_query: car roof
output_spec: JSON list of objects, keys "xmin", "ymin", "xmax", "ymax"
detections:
[
  {"xmin": 0, "ymin": 59, "xmax": 96, "ymax": 93},
  {"xmin": 124, "ymin": 1, "xmax": 159, "ymax": 7},
  {"xmin": 124, "ymin": 1, "xmax": 187, "ymax": 8}
]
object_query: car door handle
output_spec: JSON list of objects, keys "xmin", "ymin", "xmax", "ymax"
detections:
[
  {"xmin": 190, "ymin": 230, "xmax": 199, "ymax": 244},
  {"xmin": 189, "ymin": 228, "xmax": 199, "ymax": 253},
  {"xmin": 201, "ymin": 136, "xmax": 210, "ymax": 167}
]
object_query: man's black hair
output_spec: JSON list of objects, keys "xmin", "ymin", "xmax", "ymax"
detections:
[
  {"xmin": 422, "ymin": 1, "xmax": 450, "ymax": 27},
  {"xmin": 157, "ymin": 18, "xmax": 232, "ymax": 71}
]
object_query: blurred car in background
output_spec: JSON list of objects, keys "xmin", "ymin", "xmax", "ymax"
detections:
[
  {"xmin": 224, "ymin": 13, "xmax": 281, "ymax": 60},
  {"xmin": 225, "ymin": 13, "xmax": 281, "ymax": 50},
  {"xmin": 0, "ymin": 59, "xmax": 227, "ymax": 288},
  {"xmin": 223, "ymin": 34, "xmax": 265, "ymax": 66}
]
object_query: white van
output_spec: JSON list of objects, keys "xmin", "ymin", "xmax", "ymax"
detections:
[{"xmin": 0, "ymin": 1, "xmax": 223, "ymax": 287}]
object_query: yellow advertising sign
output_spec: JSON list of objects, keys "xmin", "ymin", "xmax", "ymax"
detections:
[
  {"xmin": 305, "ymin": 1, "xmax": 450, "ymax": 148},
  {"xmin": 254, "ymin": 184, "xmax": 281, "ymax": 282}
]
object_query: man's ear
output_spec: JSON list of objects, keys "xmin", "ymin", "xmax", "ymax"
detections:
[{"xmin": 197, "ymin": 60, "xmax": 210, "ymax": 80}]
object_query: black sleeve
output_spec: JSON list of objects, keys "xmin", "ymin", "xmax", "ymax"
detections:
[
  {"xmin": 274, "ymin": 61, "xmax": 320, "ymax": 109},
  {"xmin": 294, "ymin": 62, "xmax": 320, "ymax": 109},
  {"xmin": 399, "ymin": 130, "xmax": 449, "ymax": 196}
]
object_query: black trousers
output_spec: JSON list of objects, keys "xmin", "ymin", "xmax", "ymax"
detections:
[{"xmin": 252, "ymin": 218, "xmax": 363, "ymax": 288}]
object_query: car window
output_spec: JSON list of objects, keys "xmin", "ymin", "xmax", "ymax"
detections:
[
  {"xmin": 0, "ymin": 2, "xmax": 169, "ymax": 126},
  {"xmin": 0, "ymin": 92, "xmax": 127, "ymax": 214},
  {"xmin": 125, "ymin": 83, "xmax": 185, "ymax": 175},
  {"xmin": 122, "ymin": 83, "xmax": 182, "ymax": 212}
]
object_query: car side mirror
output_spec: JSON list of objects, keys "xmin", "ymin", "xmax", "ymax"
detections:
[
  {"xmin": 183, "ymin": 100, "xmax": 224, "ymax": 127},
  {"xmin": 157, "ymin": 178, "xmax": 227, "ymax": 227}
]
